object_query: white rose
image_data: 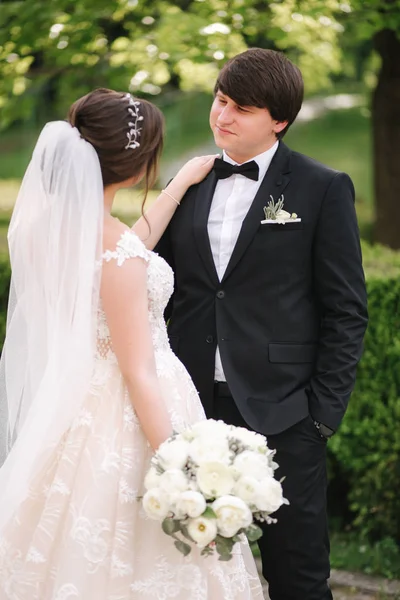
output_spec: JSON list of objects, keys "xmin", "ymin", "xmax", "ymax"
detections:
[
  {"xmin": 189, "ymin": 436, "xmax": 231, "ymax": 465},
  {"xmin": 212, "ymin": 495, "xmax": 253, "ymax": 538},
  {"xmin": 233, "ymin": 476, "xmax": 259, "ymax": 505},
  {"xmin": 190, "ymin": 419, "xmax": 231, "ymax": 440},
  {"xmin": 255, "ymin": 478, "xmax": 287, "ymax": 513},
  {"xmin": 142, "ymin": 488, "xmax": 170, "ymax": 520},
  {"xmin": 231, "ymin": 427, "xmax": 267, "ymax": 452},
  {"xmin": 159, "ymin": 469, "xmax": 189, "ymax": 495},
  {"xmin": 157, "ymin": 439, "xmax": 190, "ymax": 470},
  {"xmin": 197, "ymin": 461, "xmax": 235, "ymax": 497},
  {"xmin": 233, "ymin": 451, "xmax": 273, "ymax": 480},
  {"xmin": 187, "ymin": 516, "xmax": 218, "ymax": 547},
  {"xmin": 175, "ymin": 491, "xmax": 206, "ymax": 518},
  {"xmin": 144, "ymin": 466, "xmax": 161, "ymax": 490}
]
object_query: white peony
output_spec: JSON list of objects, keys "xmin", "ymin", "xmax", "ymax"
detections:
[
  {"xmin": 231, "ymin": 427, "xmax": 267, "ymax": 452},
  {"xmin": 158, "ymin": 469, "xmax": 189, "ymax": 495},
  {"xmin": 197, "ymin": 461, "xmax": 235, "ymax": 497},
  {"xmin": 157, "ymin": 439, "xmax": 190, "ymax": 471},
  {"xmin": 175, "ymin": 491, "xmax": 206, "ymax": 518},
  {"xmin": 212, "ymin": 495, "xmax": 253, "ymax": 538},
  {"xmin": 233, "ymin": 450, "xmax": 273, "ymax": 480},
  {"xmin": 189, "ymin": 436, "xmax": 231, "ymax": 465},
  {"xmin": 189, "ymin": 419, "xmax": 230, "ymax": 440},
  {"xmin": 187, "ymin": 516, "xmax": 218, "ymax": 548},
  {"xmin": 233, "ymin": 476, "xmax": 259, "ymax": 505},
  {"xmin": 254, "ymin": 477, "xmax": 287, "ymax": 513},
  {"xmin": 144, "ymin": 466, "xmax": 161, "ymax": 490},
  {"xmin": 142, "ymin": 488, "xmax": 171, "ymax": 520}
]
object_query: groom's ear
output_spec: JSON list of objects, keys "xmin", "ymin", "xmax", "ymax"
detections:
[{"xmin": 273, "ymin": 120, "xmax": 288, "ymax": 135}]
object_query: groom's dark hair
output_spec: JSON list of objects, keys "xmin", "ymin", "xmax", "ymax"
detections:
[{"xmin": 214, "ymin": 48, "xmax": 304, "ymax": 139}]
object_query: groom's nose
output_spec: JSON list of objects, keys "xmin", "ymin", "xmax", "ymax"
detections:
[{"xmin": 217, "ymin": 105, "xmax": 234, "ymax": 124}]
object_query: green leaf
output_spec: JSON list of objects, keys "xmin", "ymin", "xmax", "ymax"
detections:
[
  {"xmin": 215, "ymin": 535, "xmax": 235, "ymax": 555},
  {"xmin": 202, "ymin": 506, "xmax": 217, "ymax": 519},
  {"xmin": 174, "ymin": 540, "xmax": 192, "ymax": 556},
  {"xmin": 162, "ymin": 518, "xmax": 181, "ymax": 536},
  {"xmin": 245, "ymin": 524, "xmax": 263, "ymax": 542},
  {"xmin": 200, "ymin": 545, "xmax": 214, "ymax": 557},
  {"xmin": 180, "ymin": 524, "xmax": 194, "ymax": 542},
  {"xmin": 218, "ymin": 552, "xmax": 233, "ymax": 561}
]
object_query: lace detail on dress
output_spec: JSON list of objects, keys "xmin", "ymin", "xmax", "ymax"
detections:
[
  {"xmin": 102, "ymin": 230, "xmax": 150, "ymax": 266},
  {"xmin": 95, "ymin": 230, "xmax": 174, "ymax": 364}
]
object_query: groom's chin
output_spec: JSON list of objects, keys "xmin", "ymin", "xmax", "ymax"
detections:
[{"xmin": 212, "ymin": 135, "xmax": 228, "ymax": 152}]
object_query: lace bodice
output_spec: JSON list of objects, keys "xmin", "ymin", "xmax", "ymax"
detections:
[{"xmin": 96, "ymin": 230, "xmax": 174, "ymax": 363}]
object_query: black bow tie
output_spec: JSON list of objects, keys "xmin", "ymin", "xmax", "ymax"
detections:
[{"xmin": 213, "ymin": 158, "xmax": 259, "ymax": 181}]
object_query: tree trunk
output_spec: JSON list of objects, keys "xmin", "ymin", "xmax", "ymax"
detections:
[{"xmin": 373, "ymin": 29, "xmax": 400, "ymax": 249}]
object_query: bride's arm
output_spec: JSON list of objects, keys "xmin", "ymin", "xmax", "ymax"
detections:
[
  {"xmin": 132, "ymin": 154, "xmax": 217, "ymax": 250},
  {"xmin": 101, "ymin": 223, "xmax": 172, "ymax": 450}
]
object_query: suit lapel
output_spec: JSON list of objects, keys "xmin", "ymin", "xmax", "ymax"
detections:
[
  {"xmin": 193, "ymin": 170, "xmax": 220, "ymax": 286},
  {"xmin": 222, "ymin": 142, "xmax": 292, "ymax": 283}
]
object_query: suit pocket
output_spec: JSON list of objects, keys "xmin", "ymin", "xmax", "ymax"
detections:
[
  {"xmin": 268, "ymin": 342, "xmax": 317, "ymax": 364},
  {"xmin": 261, "ymin": 222, "xmax": 303, "ymax": 231}
]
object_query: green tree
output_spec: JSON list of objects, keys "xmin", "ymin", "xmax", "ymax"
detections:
[
  {"xmin": 1, "ymin": 0, "xmax": 400, "ymax": 247},
  {"xmin": 0, "ymin": 0, "xmax": 343, "ymax": 125},
  {"xmin": 346, "ymin": 1, "xmax": 400, "ymax": 249}
]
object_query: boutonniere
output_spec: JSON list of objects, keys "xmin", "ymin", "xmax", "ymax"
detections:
[{"xmin": 261, "ymin": 194, "xmax": 301, "ymax": 225}]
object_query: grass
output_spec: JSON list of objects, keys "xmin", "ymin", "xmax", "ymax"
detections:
[
  {"xmin": 286, "ymin": 106, "xmax": 372, "ymax": 205},
  {"xmin": 330, "ymin": 532, "xmax": 400, "ymax": 581}
]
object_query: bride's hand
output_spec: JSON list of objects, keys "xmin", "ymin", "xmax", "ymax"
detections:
[{"xmin": 173, "ymin": 154, "xmax": 219, "ymax": 189}]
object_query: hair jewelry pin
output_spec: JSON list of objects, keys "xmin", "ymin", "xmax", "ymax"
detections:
[{"xmin": 124, "ymin": 93, "xmax": 143, "ymax": 150}]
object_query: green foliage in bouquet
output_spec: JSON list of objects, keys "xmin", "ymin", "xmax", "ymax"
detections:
[{"xmin": 161, "ymin": 510, "xmax": 263, "ymax": 562}]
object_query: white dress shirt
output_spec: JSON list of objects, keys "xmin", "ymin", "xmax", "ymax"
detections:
[{"xmin": 207, "ymin": 142, "xmax": 279, "ymax": 381}]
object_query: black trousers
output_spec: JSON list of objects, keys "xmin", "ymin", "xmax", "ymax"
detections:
[{"xmin": 211, "ymin": 382, "xmax": 333, "ymax": 600}]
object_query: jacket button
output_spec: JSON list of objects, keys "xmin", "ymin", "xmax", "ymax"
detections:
[
  {"xmin": 206, "ymin": 335, "xmax": 214, "ymax": 343},
  {"xmin": 216, "ymin": 290, "xmax": 225, "ymax": 299}
]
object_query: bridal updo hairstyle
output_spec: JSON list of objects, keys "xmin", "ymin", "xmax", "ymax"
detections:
[{"xmin": 68, "ymin": 88, "xmax": 164, "ymax": 198}]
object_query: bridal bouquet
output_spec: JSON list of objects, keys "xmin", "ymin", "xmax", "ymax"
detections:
[{"xmin": 142, "ymin": 419, "xmax": 288, "ymax": 561}]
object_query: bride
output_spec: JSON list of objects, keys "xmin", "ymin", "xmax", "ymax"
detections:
[{"xmin": 0, "ymin": 88, "xmax": 264, "ymax": 599}]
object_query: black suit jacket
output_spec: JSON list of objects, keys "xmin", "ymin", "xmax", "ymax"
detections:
[{"xmin": 155, "ymin": 141, "xmax": 368, "ymax": 435}]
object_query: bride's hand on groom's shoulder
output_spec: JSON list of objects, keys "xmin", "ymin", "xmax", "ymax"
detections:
[{"xmin": 174, "ymin": 154, "xmax": 219, "ymax": 189}]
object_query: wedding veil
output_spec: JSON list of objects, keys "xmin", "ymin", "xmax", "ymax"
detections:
[{"xmin": 0, "ymin": 121, "xmax": 104, "ymax": 529}]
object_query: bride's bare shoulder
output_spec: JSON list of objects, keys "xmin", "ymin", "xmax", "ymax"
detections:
[{"xmin": 102, "ymin": 217, "xmax": 130, "ymax": 253}]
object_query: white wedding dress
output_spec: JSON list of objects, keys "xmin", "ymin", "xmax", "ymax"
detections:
[{"xmin": 0, "ymin": 230, "xmax": 264, "ymax": 600}]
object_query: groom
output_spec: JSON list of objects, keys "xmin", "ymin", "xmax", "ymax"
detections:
[{"xmin": 156, "ymin": 48, "xmax": 368, "ymax": 599}]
